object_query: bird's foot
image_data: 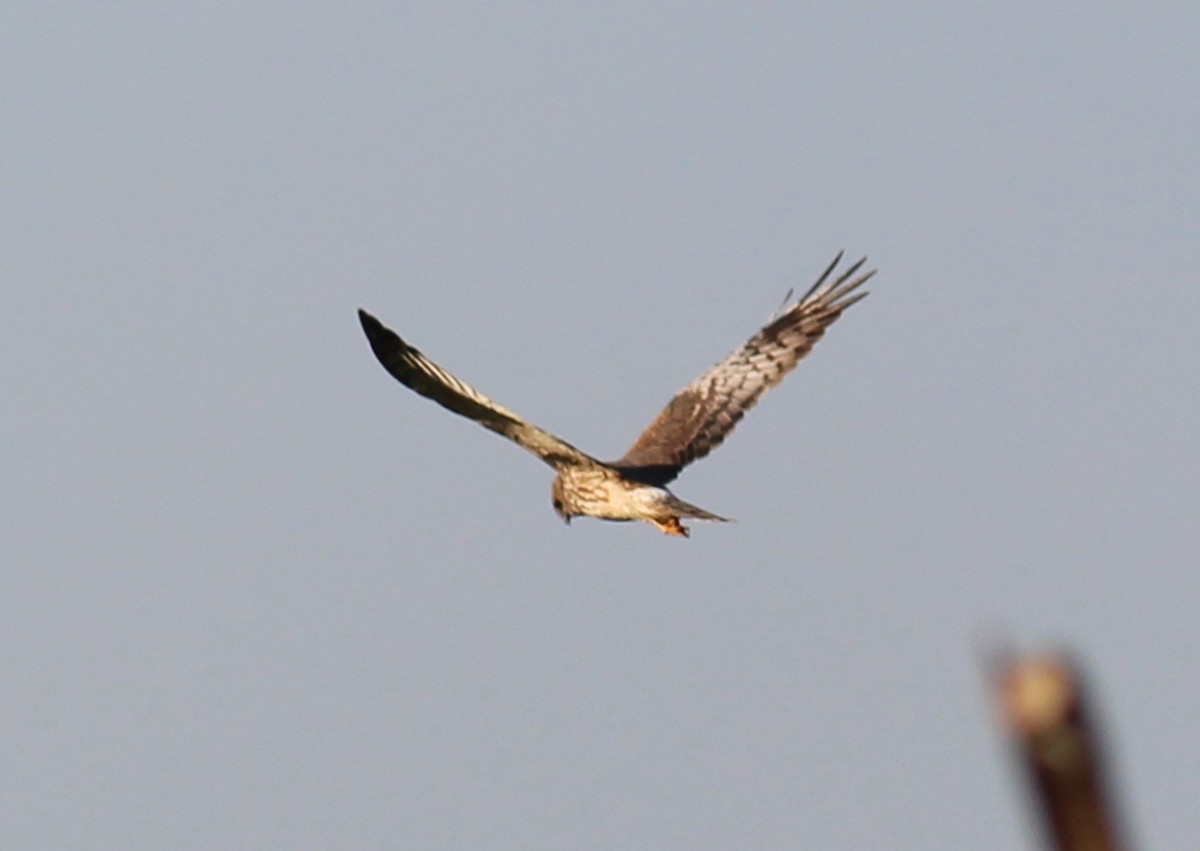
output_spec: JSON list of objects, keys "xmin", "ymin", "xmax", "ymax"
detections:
[{"xmin": 655, "ymin": 518, "xmax": 690, "ymax": 538}]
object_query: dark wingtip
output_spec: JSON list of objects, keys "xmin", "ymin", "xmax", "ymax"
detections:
[
  {"xmin": 358, "ymin": 308, "xmax": 392, "ymax": 345},
  {"xmin": 358, "ymin": 308, "xmax": 379, "ymax": 332},
  {"xmin": 356, "ymin": 308, "xmax": 401, "ymax": 367}
]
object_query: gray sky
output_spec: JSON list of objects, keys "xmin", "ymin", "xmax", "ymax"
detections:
[{"xmin": 5, "ymin": 3, "xmax": 1198, "ymax": 848}]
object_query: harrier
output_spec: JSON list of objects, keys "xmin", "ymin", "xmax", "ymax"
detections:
[{"xmin": 359, "ymin": 253, "xmax": 873, "ymax": 537}]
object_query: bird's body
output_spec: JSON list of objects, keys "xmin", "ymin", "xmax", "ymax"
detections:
[
  {"xmin": 549, "ymin": 467, "xmax": 727, "ymax": 537},
  {"xmin": 359, "ymin": 252, "xmax": 873, "ymax": 537}
]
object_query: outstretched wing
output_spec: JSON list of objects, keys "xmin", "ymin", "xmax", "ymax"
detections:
[
  {"xmin": 612, "ymin": 253, "xmax": 873, "ymax": 485},
  {"xmin": 358, "ymin": 310, "xmax": 604, "ymax": 472}
]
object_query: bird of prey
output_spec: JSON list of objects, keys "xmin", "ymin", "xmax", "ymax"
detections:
[{"xmin": 358, "ymin": 252, "xmax": 873, "ymax": 537}]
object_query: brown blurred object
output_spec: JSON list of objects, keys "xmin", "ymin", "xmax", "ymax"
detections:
[{"xmin": 994, "ymin": 653, "xmax": 1130, "ymax": 851}]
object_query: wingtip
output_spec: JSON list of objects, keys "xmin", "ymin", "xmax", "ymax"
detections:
[
  {"xmin": 358, "ymin": 308, "xmax": 383, "ymax": 336},
  {"xmin": 357, "ymin": 309, "xmax": 397, "ymax": 360}
]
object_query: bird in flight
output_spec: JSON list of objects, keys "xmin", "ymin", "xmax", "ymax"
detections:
[{"xmin": 359, "ymin": 252, "xmax": 873, "ymax": 537}]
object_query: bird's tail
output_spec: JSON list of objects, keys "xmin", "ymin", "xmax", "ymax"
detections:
[{"xmin": 666, "ymin": 494, "xmax": 732, "ymax": 523}]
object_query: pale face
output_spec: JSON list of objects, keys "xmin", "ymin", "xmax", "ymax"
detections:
[{"xmin": 550, "ymin": 476, "xmax": 571, "ymax": 523}]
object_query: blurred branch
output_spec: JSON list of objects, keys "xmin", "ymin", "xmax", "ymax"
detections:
[{"xmin": 991, "ymin": 651, "xmax": 1130, "ymax": 851}]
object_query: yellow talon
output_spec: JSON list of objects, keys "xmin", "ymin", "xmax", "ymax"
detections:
[{"xmin": 655, "ymin": 518, "xmax": 689, "ymax": 537}]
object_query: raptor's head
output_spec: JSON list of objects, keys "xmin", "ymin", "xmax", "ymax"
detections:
[{"xmin": 550, "ymin": 476, "xmax": 572, "ymax": 525}]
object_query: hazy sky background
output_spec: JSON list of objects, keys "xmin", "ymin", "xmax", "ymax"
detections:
[{"xmin": 5, "ymin": 3, "xmax": 1198, "ymax": 848}]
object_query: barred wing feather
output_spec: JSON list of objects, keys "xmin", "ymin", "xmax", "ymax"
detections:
[
  {"xmin": 613, "ymin": 253, "xmax": 873, "ymax": 485},
  {"xmin": 358, "ymin": 310, "xmax": 603, "ymax": 472}
]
